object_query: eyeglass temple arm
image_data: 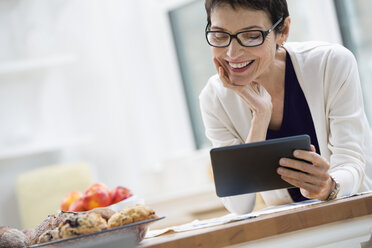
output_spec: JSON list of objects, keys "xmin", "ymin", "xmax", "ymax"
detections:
[{"xmin": 268, "ymin": 17, "xmax": 284, "ymax": 33}]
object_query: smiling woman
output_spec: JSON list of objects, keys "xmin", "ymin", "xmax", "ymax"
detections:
[
  {"xmin": 199, "ymin": 0, "xmax": 372, "ymax": 214},
  {"xmin": 207, "ymin": 7, "xmax": 288, "ymax": 88}
]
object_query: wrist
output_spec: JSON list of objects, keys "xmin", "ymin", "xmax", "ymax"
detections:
[
  {"xmin": 251, "ymin": 113, "xmax": 271, "ymax": 129},
  {"xmin": 251, "ymin": 107, "xmax": 272, "ymax": 121},
  {"xmin": 246, "ymin": 116, "xmax": 269, "ymax": 143},
  {"xmin": 326, "ymin": 176, "xmax": 340, "ymax": 200}
]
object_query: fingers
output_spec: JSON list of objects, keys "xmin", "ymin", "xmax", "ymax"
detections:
[
  {"xmin": 281, "ymin": 176, "xmax": 325, "ymax": 199},
  {"xmin": 213, "ymin": 58, "xmax": 223, "ymax": 79},
  {"xmin": 213, "ymin": 58, "xmax": 233, "ymax": 89},
  {"xmin": 213, "ymin": 57, "xmax": 221, "ymax": 74},
  {"xmin": 219, "ymin": 70, "xmax": 233, "ymax": 89},
  {"xmin": 250, "ymin": 82, "xmax": 260, "ymax": 95},
  {"xmin": 277, "ymin": 166, "xmax": 327, "ymax": 185},
  {"xmin": 278, "ymin": 148, "xmax": 333, "ymax": 200},
  {"xmin": 280, "ymin": 176, "xmax": 319, "ymax": 195},
  {"xmin": 213, "ymin": 57, "xmax": 228, "ymax": 79},
  {"xmin": 310, "ymin": 144, "xmax": 316, "ymax": 152},
  {"xmin": 292, "ymin": 149, "xmax": 330, "ymax": 171},
  {"xmin": 281, "ymin": 175, "xmax": 333, "ymax": 200},
  {"xmin": 279, "ymin": 158, "xmax": 325, "ymax": 178}
]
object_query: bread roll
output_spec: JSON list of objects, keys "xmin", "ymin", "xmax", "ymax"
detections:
[{"xmin": 0, "ymin": 228, "xmax": 29, "ymax": 248}]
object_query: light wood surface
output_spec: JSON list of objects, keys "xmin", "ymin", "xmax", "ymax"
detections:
[
  {"xmin": 148, "ymin": 190, "xmax": 266, "ymax": 230},
  {"xmin": 141, "ymin": 193, "xmax": 372, "ymax": 248}
]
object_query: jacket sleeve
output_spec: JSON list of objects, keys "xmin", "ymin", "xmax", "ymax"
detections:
[
  {"xmin": 199, "ymin": 77, "xmax": 256, "ymax": 214},
  {"xmin": 325, "ymin": 45, "xmax": 369, "ymax": 196},
  {"xmin": 199, "ymin": 77, "xmax": 243, "ymax": 147},
  {"xmin": 220, "ymin": 193, "xmax": 256, "ymax": 215}
]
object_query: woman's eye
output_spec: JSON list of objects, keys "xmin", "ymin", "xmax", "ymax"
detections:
[
  {"xmin": 241, "ymin": 32, "xmax": 261, "ymax": 41},
  {"xmin": 245, "ymin": 35, "xmax": 259, "ymax": 40},
  {"xmin": 212, "ymin": 34, "xmax": 228, "ymax": 41},
  {"xmin": 249, "ymin": 36, "xmax": 260, "ymax": 40}
]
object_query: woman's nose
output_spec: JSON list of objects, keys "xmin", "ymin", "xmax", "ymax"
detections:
[{"xmin": 226, "ymin": 38, "xmax": 244, "ymax": 58}]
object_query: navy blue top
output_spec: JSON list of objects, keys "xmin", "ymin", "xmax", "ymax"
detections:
[{"xmin": 266, "ymin": 52, "xmax": 320, "ymax": 202}]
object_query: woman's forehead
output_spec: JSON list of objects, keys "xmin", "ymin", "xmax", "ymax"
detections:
[{"xmin": 210, "ymin": 5, "xmax": 271, "ymax": 31}]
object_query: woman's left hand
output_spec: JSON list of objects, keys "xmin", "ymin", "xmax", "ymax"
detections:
[{"xmin": 277, "ymin": 145, "xmax": 334, "ymax": 200}]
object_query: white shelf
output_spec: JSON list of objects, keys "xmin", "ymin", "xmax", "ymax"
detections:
[
  {"xmin": 0, "ymin": 135, "xmax": 92, "ymax": 160},
  {"xmin": 0, "ymin": 54, "xmax": 77, "ymax": 75}
]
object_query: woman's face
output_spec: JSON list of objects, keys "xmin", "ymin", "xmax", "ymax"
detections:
[{"xmin": 210, "ymin": 5, "xmax": 282, "ymax": 86}]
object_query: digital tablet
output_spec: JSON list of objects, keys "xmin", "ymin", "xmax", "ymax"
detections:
[{"xmin": 210, "ymin": 134, "xmax": 311, "ymax": 197}]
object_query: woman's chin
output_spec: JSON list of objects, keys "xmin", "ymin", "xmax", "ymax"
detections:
[{"xmin": 229, "ymin": 74, "xmax": 252, "ymax": 86}]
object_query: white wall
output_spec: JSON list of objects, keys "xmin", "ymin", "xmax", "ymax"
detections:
[{"xmin": 0, "ymin": 0, "xmax": 196, "ymax": 229}]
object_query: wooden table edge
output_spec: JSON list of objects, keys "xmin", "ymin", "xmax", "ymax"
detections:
[{"xmin": 141, "ymin": 193, "xmax": 372, "ymax": 248}]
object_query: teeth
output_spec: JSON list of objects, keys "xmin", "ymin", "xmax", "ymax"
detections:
[{"xmin": 229, "ymin": 60, "xmax": 253, "ymax": 69}]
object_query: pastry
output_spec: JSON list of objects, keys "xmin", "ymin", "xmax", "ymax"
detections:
[
  {"xmin": 108, "ymin": 204, "xmax": 157, "ymax": 228},
  {"xmin": 30, "ymin": 212, "xmax": 76, "ymax": 245},
  {"xmin": 55, "ymin": 211, "xmax": 78, "ymax": 227},
  {"xmin": 37, "ymin": 228, "xmax": 60, "ymax": 244},
  {"xmin": 89, "ymin": 208, "xmax": 116, "ymax": 221},
  {"xmin": 59, "ymin": 212, "xmax": 107, "ymax": 238},
  {"xmin": 29, "ymin": 215, "xmax": 56, "ymax": 245}
]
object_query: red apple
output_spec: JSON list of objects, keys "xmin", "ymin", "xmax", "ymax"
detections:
[
  {"xmin": 60, "ymin": 191, "xmax": 83, "ymax": 211},
  {"xmin": 68, "ymin": 198, "xmax": 86, "ymax": 212},
  {"xmin": 82, "ymin": 183, "xmax": 112, "ymax": 210},
  {"xmin": 111, "ymin": 186, "xmax": 133, "ymax": 204}
]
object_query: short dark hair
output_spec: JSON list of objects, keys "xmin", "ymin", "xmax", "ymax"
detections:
[{"xmin": 205, "ymin": 0, "xmax": 289, "ymax": 33}]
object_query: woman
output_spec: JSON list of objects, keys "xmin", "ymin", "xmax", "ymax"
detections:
[{"xmin": 199, "ymin": 0, "xmax": 372, "ymax": 214}]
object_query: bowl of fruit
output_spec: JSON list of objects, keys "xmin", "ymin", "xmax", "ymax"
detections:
[{"xmin": 60, "ymin": 183, "xmax": 143, "ymax": 213}]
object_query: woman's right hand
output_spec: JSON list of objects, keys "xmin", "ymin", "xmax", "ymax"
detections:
[
  {"xmin": 213, "ymin": 58, "xmax": 272, "ymax": 121},
  {"xmin": 213, "ymin": 58, "xmax": 272, "ymax": 141}
]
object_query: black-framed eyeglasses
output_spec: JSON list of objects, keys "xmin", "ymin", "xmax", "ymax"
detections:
[{"xmin": 205, "ymin": 17, "xmax": 283, "ymax": 48}]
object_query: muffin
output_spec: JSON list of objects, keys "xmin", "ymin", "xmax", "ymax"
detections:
[
  {"xmin": 108, "ymin": 204, "xmax": 157, "ymax": 228},
  {"xmin": 59, "ymin": 212, "xmax": 107, "ymax": 239},
  {"xmin": 88, "ymin": 208, "xmax": 116, "ymax": 221}
]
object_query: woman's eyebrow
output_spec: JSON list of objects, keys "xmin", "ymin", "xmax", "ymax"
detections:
[{"xmin": 210, "ymin": 25, "xmax": 263, "ymax": 31}]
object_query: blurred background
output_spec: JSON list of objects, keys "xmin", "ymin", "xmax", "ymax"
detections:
[{"xmin": 0, "ymin": 0, "xmax": 371, "ymax": 229}]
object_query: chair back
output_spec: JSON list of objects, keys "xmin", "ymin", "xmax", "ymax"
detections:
[{"xmin": 16, "ymin": 162, "xmax": 92, "ymax": 228}]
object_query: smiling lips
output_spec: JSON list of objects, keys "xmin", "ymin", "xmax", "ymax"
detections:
[{"xmin": 228, "ymin": 60, "xmax": 254, "ymax": 73}]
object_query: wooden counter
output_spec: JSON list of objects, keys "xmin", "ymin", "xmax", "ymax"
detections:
[{"xmin": 141, "ymin": 193, "xmax": 372, "ymax": 248}]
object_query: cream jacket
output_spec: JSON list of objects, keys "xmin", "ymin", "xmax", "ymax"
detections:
[{"xmin": 199, "ymin": 41, "xmax": 372, "ymax": 214}]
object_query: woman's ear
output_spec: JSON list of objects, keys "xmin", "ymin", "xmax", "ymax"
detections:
[
  {"xmin": 281, "ymin": 16, "xmax": 291, "ymax": 43},
  {"xmin": 276, "ymin": 16, "xmax": 291, "ymax": 49}
]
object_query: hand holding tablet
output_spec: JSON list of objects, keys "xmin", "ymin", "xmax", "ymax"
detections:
[{"xmin": 210, "ymin": 135, "xmax": 311, "ymax": 197}]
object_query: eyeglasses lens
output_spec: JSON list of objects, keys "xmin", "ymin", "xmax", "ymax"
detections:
[
  {"xmin": 207, "ymin": 32, "xmax": 230, "ymax": 47},
  {"xmin": 238, "ymin": 31, "xmax": 264, "ymax": 46},
  {"xmin": 207, "ymin": 31, "xmax": 264, "ymax": 47}
]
